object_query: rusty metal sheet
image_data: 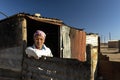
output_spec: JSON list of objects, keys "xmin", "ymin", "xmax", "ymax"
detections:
[{"xmin": 70, "ymin": 28, "xmax": 86, "ymax": 61}]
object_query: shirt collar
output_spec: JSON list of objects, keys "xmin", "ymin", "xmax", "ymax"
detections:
[{"xmin": 33, "ymin": 44, "xmax": 45, "ymax": 50}]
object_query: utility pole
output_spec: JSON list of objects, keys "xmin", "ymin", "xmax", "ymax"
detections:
[
  {"xmin": 104, "ymin": 36, "xmax": 105, "ymax": 44},
  {"xmin": 109, "ymin": 32, "xmax": 111, "ymax": 40}
]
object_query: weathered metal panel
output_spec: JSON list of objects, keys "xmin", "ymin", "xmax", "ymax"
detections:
[
  {"xmin": 22, "ymin": 57, "xmax": 90, "ymax": 80},
  {"xmin": 0, "ymin": 18, "xmax": 22, "ymax": 49},
  {"xmin": 70, "ymin": 28, "xmax": 86, "ymax": 61},
  {"xmin": 60, "ymin": 25, "xmax": 71, "ymax": 58},
  {"xmin": 0, "ymin": 17, "xmax": 26, "ymax": 72},
  {"xmin": 86, "ymin": 34, "xmax": 98, "ymax": 46}
]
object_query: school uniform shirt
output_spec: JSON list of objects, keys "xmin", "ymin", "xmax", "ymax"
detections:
[{"xmin": 25, "ymin": 44, "xmax": 53, "ymax": 59}]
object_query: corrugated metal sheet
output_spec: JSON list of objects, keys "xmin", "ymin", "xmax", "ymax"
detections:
[
  {"xmin": 70, "ymin": 28, "xmax": 86, "ymax": 61},
  {"xmin": 60, "ymin": 25, "xmax": 71, "ymax": 58}
]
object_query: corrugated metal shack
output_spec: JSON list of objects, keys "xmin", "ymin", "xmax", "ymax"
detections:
[{"xmin": 0, "ymin": 13, "xmax": 91, "ymax": 80}]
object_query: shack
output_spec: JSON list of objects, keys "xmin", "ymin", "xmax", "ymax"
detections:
[
  {"xmin": 108, "ymin": 40, "xmax": 119, "ymax": 48},
  {"xmin": 0, "ymin": 13, "xmax": 90, "ymax": 80}
]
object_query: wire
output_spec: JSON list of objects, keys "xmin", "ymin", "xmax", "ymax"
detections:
[{"xmin": 0, "ymin": 11, "xmax": 8, "ymax": 18}]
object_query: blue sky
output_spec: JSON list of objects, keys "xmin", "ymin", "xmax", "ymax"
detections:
[{"xmin": 0, "ymin": 0, "xmax": 120, "ymax": 42}]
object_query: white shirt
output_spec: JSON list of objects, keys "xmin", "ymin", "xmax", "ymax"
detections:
[{"xmin": 25, "ymin": 44, "xmax": 53, "ymax": 59}]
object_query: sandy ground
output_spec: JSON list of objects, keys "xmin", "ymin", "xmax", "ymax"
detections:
[{"xmin": 102, "ymin": 53, "xmax": 120, "ymax": 62}]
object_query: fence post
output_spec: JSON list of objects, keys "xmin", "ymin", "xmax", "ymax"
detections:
[
  {"xmin": 86, "ymin": 44, "xmax": 98, "ymax": 80},
  {"xmin": 86, "ymin": 44, "xmax": 93, "ymax": 80},
  {"xmin": 119, "ymin": 40, "xmax": 120, "ymax": 53}
]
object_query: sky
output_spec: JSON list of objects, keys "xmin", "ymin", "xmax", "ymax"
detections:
[{"xmin": 0, "ymin": 0, "xmax": 120, "ymax": 42}]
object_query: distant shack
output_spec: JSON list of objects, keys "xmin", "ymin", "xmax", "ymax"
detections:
[{"xmin": 108, "ymin": 40, "xmax": 119, "ymax": 48}]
